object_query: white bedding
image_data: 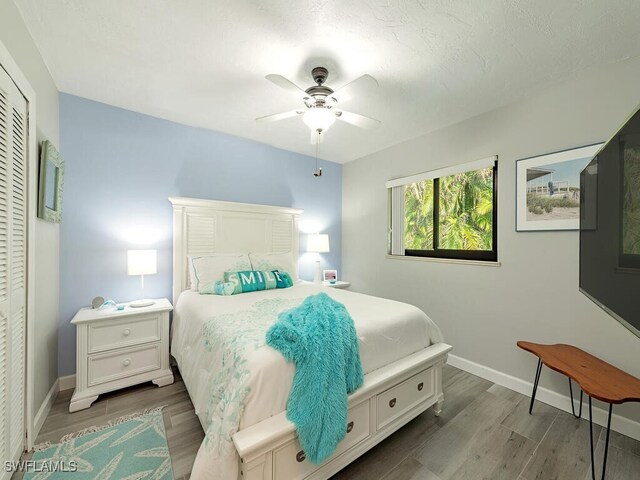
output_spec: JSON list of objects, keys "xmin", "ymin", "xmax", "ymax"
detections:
[{"xmin": 171, "ymin": 283, "xmax": 443, "ymax": 479}]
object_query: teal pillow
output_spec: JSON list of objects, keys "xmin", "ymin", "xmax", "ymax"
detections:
[
  {"xmin": 273, "ymin": 271, "xmax": 294, "ymax": 289},
  {"xmin": 224, "ymin": 270, "xmax": 293, "ymax": 295},
  {"xmin": 199, "ymin": 270, "xmax": 293, "ymax": 295}
]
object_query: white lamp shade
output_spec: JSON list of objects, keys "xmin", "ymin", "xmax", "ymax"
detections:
[
  {"xmin": 127, "ymin": 249, "xmax": 157, "ymax": 276},
  {"xmin": 303, "ymin": 107, "xmax": 336, "ymax": 132},
  {"xmin": 307, "ymin": 234, "xmax": 330, "ymax": 253}
]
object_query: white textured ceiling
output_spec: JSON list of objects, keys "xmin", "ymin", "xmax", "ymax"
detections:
[{"xmin": 12, "ymin": 0, "xmax": 640, "ymax": 163}]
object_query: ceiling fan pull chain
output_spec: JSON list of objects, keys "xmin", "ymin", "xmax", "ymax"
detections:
[{"xmin": 313, "ymin": 129, "xmax": 323, "ymax": 177}]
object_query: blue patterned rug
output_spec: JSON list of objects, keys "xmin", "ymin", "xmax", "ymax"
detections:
[{"xmin": 26, "ymin": 407, "xmax": 173, "ymax": 479}]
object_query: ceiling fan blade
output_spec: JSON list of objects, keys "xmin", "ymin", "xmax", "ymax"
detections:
[
  {"xmin": 333, "ymin": 74, "xmax": 378, "ymax": 103},
  {"xmin": 265, "ymin": 74, "xmax": 307, "ymax": 96},
  {"xmin": 335, "ymin": 110, "xmax": 381, "ymax": 129},
  {"xmin": 255, "ymin": 110, "xmax": 304, "ymax": 123}
]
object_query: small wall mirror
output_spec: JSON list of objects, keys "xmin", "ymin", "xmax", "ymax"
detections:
[{"xmin": 38, "ymin": 140, "xmax": 64, "ymax": 223}]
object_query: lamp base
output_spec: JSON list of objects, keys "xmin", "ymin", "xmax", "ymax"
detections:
[
  {"xmin": 314, "ymin": 260, "xmax": 322, "ymax": 284},
  {"xmin": 130, "ymin": 299, "xmax": 155, "ymax": 308}
]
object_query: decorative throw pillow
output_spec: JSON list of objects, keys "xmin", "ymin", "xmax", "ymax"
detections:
[
  {"xmin": 190, "ymin": 253, "xmax": 251, "ymax": 291},
  {"xmin": 198, "ymin": 270, "xmax": 293, "ymax": 295}
]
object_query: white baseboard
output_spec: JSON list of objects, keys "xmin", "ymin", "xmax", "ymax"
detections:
[
  {"xmin": 58, "ymin": 374, "xmax": 76, "ymax": 391},
  {"xmin": 33, "ymin": 379, "xmax": 59, "ymax": 442},
  {"xmin": 447, "ymin": 354, "xmax": 640, "ymax": 442}
]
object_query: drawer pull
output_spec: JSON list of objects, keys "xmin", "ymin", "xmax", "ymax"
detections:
[
  {"xmin": 417, "ymin": 382, "xmax": 424, "ymax": 391},
  {"xmin": 122, "ymin": 358, "xmax": 131, "ymax": 367},
  {"xmin": 296, "ymin": 450, "xmax": 305, "ymax": 463},
  {"xmin": 389, "ymin": 398, "xmax": 396, "ymax": 408},
  {"xmin": 122, "ymin": 328, "xmax": 131, "ymax": 336},
  {"xmin": 346, "ymin": 421, "xmax": 354, "ymax": 433}
]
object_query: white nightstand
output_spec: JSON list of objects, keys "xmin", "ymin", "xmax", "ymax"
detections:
[
  {"xmin": 322, "ymin": 280, "xmax": 351, "ymax": 289},
  {"xmin": 69, "ymin": 298, "xmax": 174, "ymax": 412}
]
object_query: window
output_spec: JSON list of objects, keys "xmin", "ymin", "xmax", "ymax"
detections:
[{"xmin": 388, "ymin": 157, "xmax": 498, "ymax": 262}]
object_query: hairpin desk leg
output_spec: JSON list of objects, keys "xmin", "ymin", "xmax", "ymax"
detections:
[
  {"xmin": 529, "ymin": 359, "xmax": 543, "ymax": 414},
  {"xmin": 588, "ymin": 396, "xmax": 613, "ymax": 480},
  {"xmin": 569, "ymin": 378, "xmax": 583, "ymax": 419}
]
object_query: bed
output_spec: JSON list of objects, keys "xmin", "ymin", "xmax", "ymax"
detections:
[{"xmin": 169, "ymin": 197, "xmax": 452, "ymax": 480}]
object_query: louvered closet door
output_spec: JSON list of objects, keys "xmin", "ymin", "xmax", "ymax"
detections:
[
  {"xmin": 0, "ymin": 65, "xmax": 28, "ymax": 469},
  {"xmin": 0, "ymin": 70, "xmax": 9, "ymax": 468}
]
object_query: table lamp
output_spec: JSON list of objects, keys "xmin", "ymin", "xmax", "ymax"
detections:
[
  {"xmin": 127, "ymin": 249, "xmax": 157, "ymax": 308},
  {"xmin": 306, "ymin": 234, "xmax": 330, "ymax": 284}
]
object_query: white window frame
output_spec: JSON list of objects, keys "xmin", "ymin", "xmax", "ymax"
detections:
[{"xmin": 387, "ymin": 156, "xmax": 498, "ymax": 261}]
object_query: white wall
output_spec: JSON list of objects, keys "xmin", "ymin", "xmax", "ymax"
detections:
[
  {"xmin": 343, "ymin": 56, "xmax": 640, "ymax": 427},
  {"xmin": 0, "ymin": 0, "xmax": 60, "ymax": 422}
]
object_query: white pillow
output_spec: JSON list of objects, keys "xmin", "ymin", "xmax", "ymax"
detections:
[
  {"xmin": 189, "ymin": 253, "xmax": 252, "ymax": 291},
  {"xmin": 249, "ymin": 252, "xmax": 298, "ymax": 281}
]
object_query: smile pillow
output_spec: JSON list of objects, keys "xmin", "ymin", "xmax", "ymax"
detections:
[{"xmin": 224, "ymin": 270, "xmax": 293, "ymax": 295}]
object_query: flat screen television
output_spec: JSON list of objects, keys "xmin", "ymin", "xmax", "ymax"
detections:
[{"xmin": 580, "ymin": 106, "xmax": 640, "ymax": 338}]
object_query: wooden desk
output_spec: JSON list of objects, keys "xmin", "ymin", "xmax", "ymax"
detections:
[{"xmin": 517, "ymin": 341, "xmax": 640, "ymax": 480}]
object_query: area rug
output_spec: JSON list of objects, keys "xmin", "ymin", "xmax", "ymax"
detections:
[{"xmin": 26, "ymin": 406, "xmax": 173, "ymax": 479}]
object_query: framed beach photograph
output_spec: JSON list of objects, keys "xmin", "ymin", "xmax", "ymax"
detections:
[
  {"xmin": 323, "ymin": 269, "xmax": 337, "ymax": 282},
  {"xmin": 516, "ymin": 143, "xmax": 603, "ymax": 231}
]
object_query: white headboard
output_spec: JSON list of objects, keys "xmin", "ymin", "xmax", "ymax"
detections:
[{"xmin": 169, "ymin": 197, "xmax": 303, "ymax": 303}]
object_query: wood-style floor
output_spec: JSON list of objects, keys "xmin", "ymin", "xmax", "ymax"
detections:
[{"xmin": 24, "ymin": 365, "xmax": 640, "ymax": 480}]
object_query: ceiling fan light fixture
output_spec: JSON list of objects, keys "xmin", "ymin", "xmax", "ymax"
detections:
[{"xmin": 302, "ymin": 107, "xmax": 335, "ymax": 132}]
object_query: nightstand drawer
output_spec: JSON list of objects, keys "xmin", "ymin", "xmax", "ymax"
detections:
[
  {"xmin": 88, "ymin": 314, "xmax": 161, "ymax": 353},
  {"xmin": 88, "ymin": 343, "xmax": 161, "ymax": 386}
]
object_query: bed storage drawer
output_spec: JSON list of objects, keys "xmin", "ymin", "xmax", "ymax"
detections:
[
  {"xmin": 88, "ymin": 343, "xmax": 161, "ymax": 386},
  {"xmin": 88, "ymin": 313, "xmax": 161, "ymax": 353},
  {"xmin": 273, "ymin": 400, "xmax": 370, "ymax": 479},
  {"xmin": 376, "ymin": 367, "xmax": 435, "ymax": 430}
]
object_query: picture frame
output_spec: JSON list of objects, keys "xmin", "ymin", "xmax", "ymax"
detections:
[
  {"xmin": 323, "ymin": 269, "xmax": 337, "ymax": 282},
  {"xmin": 516, "ymin": 143, "xmax": 603, "ymax": 231},
  {"xmin": 38, "ymin": 140, "xmax": 64, "ymax": 223}
]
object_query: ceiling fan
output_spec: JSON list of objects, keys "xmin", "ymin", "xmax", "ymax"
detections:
[{"xmin": 256, "ymin": 67, "xmax": 381, "ymax": 143}]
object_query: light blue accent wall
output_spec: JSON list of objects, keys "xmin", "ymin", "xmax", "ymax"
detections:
[{"xmin": 59, "ymin": 93, "xmax": 342, "ymax": 376}]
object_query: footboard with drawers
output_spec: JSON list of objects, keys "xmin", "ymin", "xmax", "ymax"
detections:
[{"xmin": 233, "ymin": 342, "xmax": 452, "ymax": 480}]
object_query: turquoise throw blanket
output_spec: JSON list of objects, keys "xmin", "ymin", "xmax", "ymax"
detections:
[{"xmin": 266, "ymin": 292, "xmax": 364, "ymax": 464}]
